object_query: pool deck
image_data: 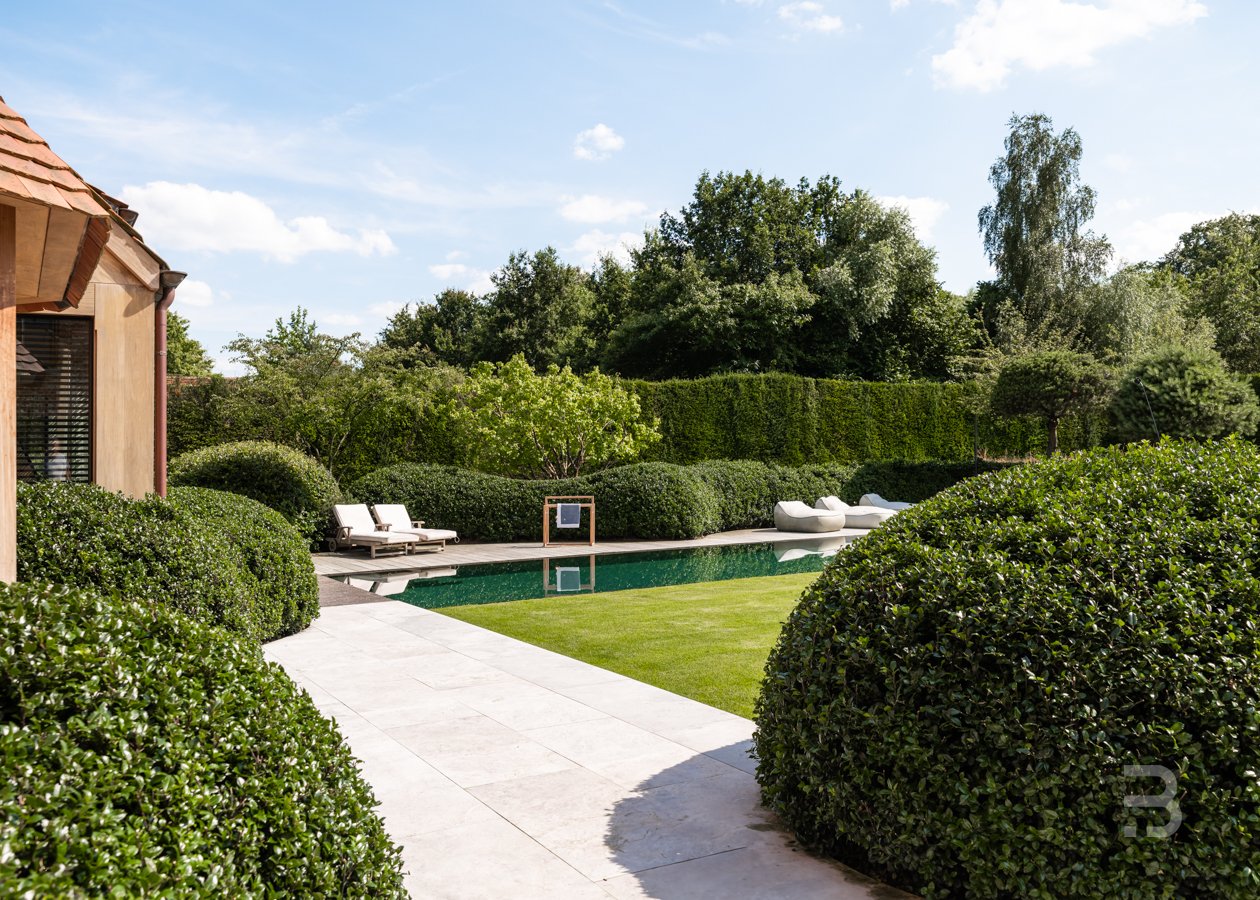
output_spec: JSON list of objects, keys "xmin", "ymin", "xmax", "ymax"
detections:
[
  {"xmin": 311, "ymin": 526, "xmax": 868, "ymax": 578},
  {"xmin": 271, "ymin": 530, "xmax": 909, "ymax": 899}
]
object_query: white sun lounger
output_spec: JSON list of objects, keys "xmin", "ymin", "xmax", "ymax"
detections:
[
  {"xmin": 773, "ymin": 500, "xmax": 847, "ymax": 533},
  {"xmin": 860, "ymin": 493, "xmax": 914, "ymax": 511},
  {"xmin": 332, "ymin": 504, "xmax": 418, "ymax": 557},
  {"xmin": 371, "ymin": 504, "xmax": 459, "ymax": 551},
  {"xmin": 816, "ymin": 496, "xmax": 898, "ymax": 530}
]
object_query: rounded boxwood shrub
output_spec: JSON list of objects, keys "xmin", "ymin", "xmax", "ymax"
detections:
[
  {"xmin": 584, "ymin": 462, "xmax": 722, "ymax": 539},
  {"xmin": 755, "ymin": 439, "xmax": 1260, "ymax": 898},
  {"xmin": 0, "ymin": 581, "xmax": 405, "ymax": 896},
  {"xmin": 17, "ymin": 481, "xmax": 261, "ymax": 640},
  {"xmin": 169, "ymin": 440, "xmax": 342, "ymax": 545},
  {"xmin": 1108, "ymin": 346, "xmax": 1260, "ymax": 444},
  {"xmin": 169, "ymin": 486, "xmax": 320, "ymax": 640}
]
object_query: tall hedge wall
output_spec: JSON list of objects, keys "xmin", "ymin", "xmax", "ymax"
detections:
[{"xmin": 628, "ymin": 373, "xmax": 1101, "ymax": 464}]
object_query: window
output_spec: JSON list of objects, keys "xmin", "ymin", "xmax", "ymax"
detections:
[{"xmin": 16, "ymin": 315, "xmax": 93, "ymax": 484}]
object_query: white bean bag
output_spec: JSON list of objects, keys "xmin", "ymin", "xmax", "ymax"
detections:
[
  {"xmin": 815, "ymin": 496, "xmax": 898, "ymax": 530},
  {"xmin": 774, "ymin": 500, "xmax": 847, "ymax": 533},
  {"xmin": 860, "ymin": 493, "xmax": 914, "ymax": 511}
]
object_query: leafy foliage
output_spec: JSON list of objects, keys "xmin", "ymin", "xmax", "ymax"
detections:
[
  {"xmin": 444, "ymin": 354, "xmax": 660, "ymax": 478},
  {"xmin": 630, "ymin": 372, "xmax": 1097, "ymax": 464},
  {"xmin": 166, "ymin": 310, "xmax": 214, "ymax": 376},
  {"xmin": 755, "ymin": 439, "xmax": 1260, "ymax": 898},
  {"xmin": 168, "ymin": 486, "xmax": 320, "ymax": 640},
  {"xmin": 976, "ymin": 113, "xmax": 1112, "ymax": 348},
  {"xmin": 17, "ymin": 481, "xmax": 260, "ymax": 640},
  {"xmin": 606, "ymin": 172, "xmax": 972, "ymax": 380},
  {"xmin": 1077, "ymin": 264, "xmax": 1215, "ymax": 363},
  {"xmin": 0, "ymin": 581, "xmax": 405, "ymax": 897},
  {"xmin": 168, "ymin": 440, "xmax": 342, "ymax": 545},
  {"xmin": 220, "ymin": 308, "xmax": 461, "ymax": 480},
  {"xmin": 1163, "ymin": 213, "xmax": 1260, "ymax": 371},
  {"xmin": 1108, "ymin": 346, "xmax": 1260, "ymax": 443},
  {"xmin": 990, "ymin": 350, "xmax": 1114, "ymax": 453},
  {"xmin": 349, "ymin": 458, "xmax": 992, "ymax": 542}
]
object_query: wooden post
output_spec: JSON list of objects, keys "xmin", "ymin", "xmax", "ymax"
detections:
[{"xmin": 0, "ymin": 204, "xmax": 16, "ymax": 583}]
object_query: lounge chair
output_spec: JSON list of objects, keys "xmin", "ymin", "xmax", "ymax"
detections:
[
  {"xmin": 774, "ymin": 500, "xmax": 847, "ymax": 533},
  {"xmin": 816, "ymin": 496, "xmax": 898, "ymax": 530},
  {"xmin": 371, "ymin": 504, "xmax": 459, "ymax": 551},
  {"xmin": 331, "ymin": 504, "xmax": 418, "ymax": 558},
  {"xmin": 860, "ymin": 493, "xmax": 913, "ymax": 511}
]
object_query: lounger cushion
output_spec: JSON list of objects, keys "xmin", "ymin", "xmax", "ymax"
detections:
[
  {"xmin": 774, "ymin": 500, "xmax": 846, "ymax": 533},
  {"xmin": 373, "ymin": 504, "xmax": 459, "ymax": 543},
  {"xmin": 860, "ymin": 493, "xmax": 913, "ymax": 511},
  {"xmin": 344, "ymin": 530, "xmax": 415, "ymax": 546},
  {"xmin": 334, "ymin": 504, "xmax": 379, "ymax": 533},
  {"xmin": 815, "ymin": 496, "xmax": 897, "ymax": 529}
]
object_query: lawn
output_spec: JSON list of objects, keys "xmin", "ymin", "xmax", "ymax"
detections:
[{"xmin": 438, "ymin": 572, "xmax": 816, "ymax": 718}]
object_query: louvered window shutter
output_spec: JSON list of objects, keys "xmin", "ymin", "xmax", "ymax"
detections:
[{"xmin": 16, "ymin": 315, "xmax": 93, "ymax": 484}]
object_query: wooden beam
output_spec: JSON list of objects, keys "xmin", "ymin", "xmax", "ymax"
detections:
[{"xmin": 0, "ymin": 203, "xmax": 16, "ymax": 582}]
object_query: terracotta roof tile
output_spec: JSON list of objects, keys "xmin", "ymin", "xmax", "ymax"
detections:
[{"xmin": 0, "ymin": 95, "xmax": 110, "ymax": 218}]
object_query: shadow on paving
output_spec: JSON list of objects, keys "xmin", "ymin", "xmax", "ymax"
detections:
[{"xmin": 605, "ymin": 743, "xmax": 913, "ymax": 899}]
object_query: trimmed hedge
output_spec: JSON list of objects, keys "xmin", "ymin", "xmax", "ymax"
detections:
[
  {"xmin": 169, "ymin": 486, "xmax": 319, "ymax": 640},
  {"xmin": 350, "ymin": 458, "xmax": 996, "ymax": 542},
  {"xmin": 0, "ymin": 581, "xmax": 405, "ymax": 896},
  {"xmin": 168, "ymin": 440, "xmax": 342, "ymax": 545},
  {"xmin": 754, "ymin": 439, "xmax": 1260, "ymax": 898},
  {"xmin": 628, "ymin": 372, "xmax": 1102, "ymax": 464},
  {"xmin": 18, "ymin": 481, "xmax": 260, "ymax": 640}
]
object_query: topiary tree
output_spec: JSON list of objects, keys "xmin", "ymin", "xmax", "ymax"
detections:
[
  {"xmin": 168, "ymin": 440, "xmax": 342, "ymax": 545},
  {"xmin": 0, "ymin": 581, "xmax": 405, "ymax": 896},
  {"xmin": 442, "ymin": 353, "xmax": 660, "ymax": 479},
  {"xmin": 17, "ymin": 481, "xmax": 261, "ymax": 640},
  {"xmin": 754, "ymin": 439, "xmax": 1260, "ymax": 898},
  {"xmin": 990, "ymin": 349, "xmax": 1112, "ymax": 453},
  {"xmin": 1107, "ymin": 346, "xmax": 1260, "ymax": 444},
  {"xmin": 168, "ymin": 486, "xmax": 320, "ymax": 640}
]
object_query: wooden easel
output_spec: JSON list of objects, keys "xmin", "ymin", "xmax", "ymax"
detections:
[{"xmin": 543, "ymin": 495, "xmax": 595, "ymax": 547}]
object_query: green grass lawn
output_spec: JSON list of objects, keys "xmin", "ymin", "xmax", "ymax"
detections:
[{"xmin": 438, "ymin": 573, "xmax": 816, "ymax": 718}]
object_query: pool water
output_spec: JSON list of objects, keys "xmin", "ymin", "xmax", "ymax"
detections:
[{"xmin": 334, "ymin": 536, "xmax": 850, "ymax": 609}]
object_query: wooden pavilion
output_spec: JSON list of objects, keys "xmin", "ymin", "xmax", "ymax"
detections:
[{"xmin": 1, "ymin": 96, "xmax": 184, "ymax": 582}]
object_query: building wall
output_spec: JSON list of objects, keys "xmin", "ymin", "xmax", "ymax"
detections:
[{"xmin": 28, "ymin": 247, "xmax": 156, "ymax": 498}]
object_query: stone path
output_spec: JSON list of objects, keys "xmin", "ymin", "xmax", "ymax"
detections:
[{"xmin": 265, "ymin": 585, "xmax": 905, "ymax": 899}]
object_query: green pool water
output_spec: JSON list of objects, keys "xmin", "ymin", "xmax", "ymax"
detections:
[{"xmin": 333, "ymin": 536, "xmax": 850, "ymax": 609}]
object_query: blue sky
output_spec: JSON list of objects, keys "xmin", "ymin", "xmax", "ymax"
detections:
[{"xmin": 2, "ymin": 1, "xmax": 1254, "ymax": 372}]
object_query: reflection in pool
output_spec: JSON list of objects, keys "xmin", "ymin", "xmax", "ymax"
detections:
[{"xmin": 334, "ymin": 536, "xmax": 851, "ymax": 609}]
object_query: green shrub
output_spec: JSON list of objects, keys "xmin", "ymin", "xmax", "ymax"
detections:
[
  {"xmin": 0, "ymin": 581, "xmax": 405, "ymax": 897},
  {"xmin": 1109, "ymin": 346, "xmax": 1260, "ymax": 444},
  {"xmin": 755, "ymin": 439, "xmax": 1260, "ymax": 898},
  {"xmin": 630, "ymin": 372, "xmax": 1096, "ymax": 464},
  {"xmin": 168, "ymin": 440, "xmax": 342, "ymax": 545},
  {"xmin": 169, "ymin": 486, "xmax": 319, "ymax": 640},
  {"xmin": 351, "ymin": 459, "xmax": 993, "ymax": 541},
  {"xmin": 17, "ymin": 481, "xmax": 262, "ymax": 640}
]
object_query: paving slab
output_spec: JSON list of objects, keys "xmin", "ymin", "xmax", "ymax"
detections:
[{"xmin": 266, "ymin": 581, "xmax": 909, "ymax": 899}]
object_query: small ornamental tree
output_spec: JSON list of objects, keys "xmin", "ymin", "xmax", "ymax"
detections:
[
  {"xmin": 1108, "ymin": 346, "xmax": 1260, "ymax": 443},
  {"xmin": 990, "ymin": 350, "xmax": 1112, "ymax": 454},
  {"xmin": 443, "ymin": 354, "xmax": 659, "ymax": 479}
]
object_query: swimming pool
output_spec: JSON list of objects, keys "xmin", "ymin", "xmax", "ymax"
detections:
[{"xmin": 333, "ymin": 535, "xmax": 850, "ymax": 609}]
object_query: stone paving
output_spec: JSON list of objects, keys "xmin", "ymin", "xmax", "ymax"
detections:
[{"xmin": 265, "ymin": 577, "xmax": 906, "ymax": 899}]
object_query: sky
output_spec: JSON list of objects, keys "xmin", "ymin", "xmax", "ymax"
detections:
[{"xmin": 2, "ymin": 0, "xmax": 1256, "ymax": 373}]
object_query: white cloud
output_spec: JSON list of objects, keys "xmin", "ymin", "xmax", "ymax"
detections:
[
  {"xmin": 1103, "ymin": 152, "xmax": 1134, "ymax": 173},
  {"xmin": 1112, "ymin": 209, "xmax": 1221, "ymax": 264},
  {"xmin": 569, "ymin": 229, "xmax": 645, "ymax": 267},
  {"xmin": 558, "ymin": 194, "xmax": 650, "ymax": 224},
  {"xmin": 119, "ymin": 182, "xmax": 396, "ymax": 262},
  {"xmin": 932, "ymin": 0, "xmax": 1207, "ymax": 92},
  {"xmin": 427, "ymin": 262, "xmax": 494, "ymax": 294},
  {"xmin": 778, "ymin": 2, "xmax": 845, "ymax": 33},
  {"xmin": 878, "ymin": 195, "xmax": 950, "ymax": 242},
  {"xmin": 370, "ymin": 300, "xmax": 408, "ymax": 318},
  {"xmin": 573, "ymin": 123, "xmax": 625, "ymax": 161},
  {"xmin": 175, "ymin": 278, "xmax": 215, "ymax": 307},
  {"xmin": 323, "ymin": 312, "xmax": 364, "ymax": 327}
]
